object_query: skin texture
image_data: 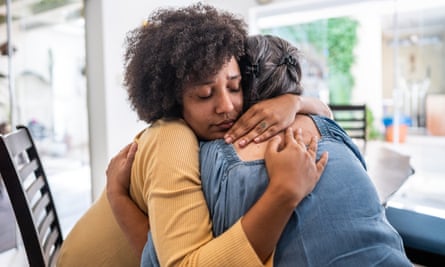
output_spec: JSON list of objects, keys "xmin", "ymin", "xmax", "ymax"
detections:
[{"xmin": 182, "ymin": 57, "xmax": 243, "ymax": 140}]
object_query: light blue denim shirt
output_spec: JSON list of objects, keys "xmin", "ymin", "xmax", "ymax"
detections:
[
  {"xmin": 199, "ymin": 115, "xmax": 412, "ymax": 267},
  {"xmin": 141, "ymin": 115, "xmax": 412, "ymax": 267}
]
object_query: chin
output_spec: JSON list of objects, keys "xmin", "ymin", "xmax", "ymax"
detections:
[{"xmin": 199, "ymin": 132, "xmax": 225, "ymax": 141}]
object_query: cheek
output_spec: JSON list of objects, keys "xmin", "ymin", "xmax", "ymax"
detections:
[
  {"xmin": 183, "ymin": 104, "xmax": 207, "ymax": 129},
  {"xmin": 233, "ymin": 94, "xmax": 244, "ymax": 113}
]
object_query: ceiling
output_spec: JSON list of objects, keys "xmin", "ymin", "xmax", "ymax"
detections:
[
  {"xmin": 381, "ymin": 6, "xmax": 445, "ymax": 39},
  {"xmin": 0, "ymin": 0, "xmax": 82, "ymax": 30},
  {"xmin": 1, "ymin": 0, "xmax": 444, "ymax": 40}
]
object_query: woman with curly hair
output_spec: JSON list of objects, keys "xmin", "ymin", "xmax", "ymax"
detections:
[
  {"xmin": 109, "ymin": 33, "xmax": 412, "ymax": 267},
  {"xmin": 58, "ymin": 3, "xmax": 329, "ymax": 267}
]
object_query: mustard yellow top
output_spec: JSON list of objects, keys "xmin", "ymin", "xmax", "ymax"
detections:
[
  {"xmin": 57, "ymin": 190, "xmax": 139, "ymax": 267},
  {"xmin": 131, "ymin": 119, "xmax": 271, "ymax": 267},
  {"xmin": 57, "ymin": 119, "xmax": 271, "ymax": 267}
]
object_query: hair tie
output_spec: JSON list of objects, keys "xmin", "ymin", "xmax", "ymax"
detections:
[
  {"xmin": 246, "ymin": 63, "xmax": 260, "ymax": 77},
  {"xmin": 278, "ymin": 54, "xmax": 297, "ymax": 67}
]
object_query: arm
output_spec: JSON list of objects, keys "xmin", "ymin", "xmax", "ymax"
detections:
[
  {"xmin": 224, "ymin": 94, "xmax": 332, "ymax": 147},
  {"xmin": 108, "ymin": 122, "xmax": 327, "ymax": 266},
  {"xmin": 106, "ymin": 142, "xmax": 148, "ymax": 259},
  {"xmin": 241, "ymin": 128, "xmax": 328, "ymax": 261}
]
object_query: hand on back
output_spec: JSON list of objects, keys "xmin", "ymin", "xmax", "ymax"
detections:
[
  {"xmin": 224, "ymin": 94, "xmax": 298, "ymax": 146},
  {"xmin": 106, "ymin": 142, "xmax": 138, "ymax": 197},
  {"xmin": 264, "ymin": 127, "xmax": 328, "ymax": 207}
]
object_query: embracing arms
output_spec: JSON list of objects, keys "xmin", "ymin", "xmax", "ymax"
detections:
[
  {"xmin": 107, "ymin": 94, "xmax": 329, "ymax": 266},
  {"xmin": 107, "ymin": 127, "xmax": 327, "ymax": 266},
  {"xmin": 224, "ymin": 94, "xmax": 332, "ymax": 146},
  {"xmin": 106, "ymin": 143, "xmax": 147, "ymax": 259}
]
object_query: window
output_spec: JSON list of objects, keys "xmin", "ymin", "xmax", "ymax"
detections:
[{"xmin": 1, "ymin": 0, "xmax": 90, "ymax": 235}]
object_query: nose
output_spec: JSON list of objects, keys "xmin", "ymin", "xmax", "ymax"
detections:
[{"xmin": 215, "ymin": 90, "xmax": 234, "ymax": 114}]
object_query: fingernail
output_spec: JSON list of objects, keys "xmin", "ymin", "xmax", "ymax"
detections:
[
  {"xmin": 254, "ymin": 137, "xmax": 260, "ymax": 143},
  {"xmin": 239, "ymin": 139, "xmax": 246, "ymax": 147},
  {"xmin": 225, "ymin": 136, "xmax": 233, "ymax": 143}
]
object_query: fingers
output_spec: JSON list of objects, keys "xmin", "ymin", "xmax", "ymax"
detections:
[
  {"xmin": 224, "ymin": 109, "xmax": 258, "ymax": 144},
  {"xmin": 126, "ymin": 142, "xmax": 138, "ymax": 162},
  {"xmin": 106, "ymin": 142, "xmax": 137, "ymax": 176},
  {"xmin": 226, "ymin": 120, "xmax": 278, "ymax": 147},
  {"xmin": 224, "ymin": 106, "xmax": 281, "ymax": 146},
  {"xmin": 119, "ymin": 142, "xmax": 133, "ymax": 156},
  {"xmin": 316, "ymin": 151, "xmax": 329, "ymax": 174},
  {"xmin": 306, "ymin": 136, "xmax": 318, "ymax": 158},
  {"xmin": 295, "ymin": 128, "xmax": 306, "ymax": 150},
  {"xmin": 248, "ymin": 122, "xmax": 280, "ymax": 145}
]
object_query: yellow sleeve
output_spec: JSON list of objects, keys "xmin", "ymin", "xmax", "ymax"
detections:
[{"xmin": 130, "ymin": 120, "xmax": 273, "ymax": 267}]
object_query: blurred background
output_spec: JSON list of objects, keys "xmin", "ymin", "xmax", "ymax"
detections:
[{"xmin": 1, "ymin": 0, "xmax": 444, "ymax": 265}]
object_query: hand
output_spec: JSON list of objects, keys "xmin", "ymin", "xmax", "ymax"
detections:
[
  {"xmin": 264, "ymin": 128, "xmax": 328, "ymax": 207},
  {"xmin": 106, "ymin": 142, "xmax": 138, "ymax": 197},
  {"xmin": 224, "ymin": 94, "xmax": 298, "ymax": 147}
]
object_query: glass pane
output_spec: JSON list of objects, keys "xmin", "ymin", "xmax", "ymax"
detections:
[
  {"xmin": 253, "ymin": 0, "xmax": 445, "ymax": 220},
  {"xmin": 261, "ymin": 17, "xmax": 359, "ymax": 105},
  {"xmin": 1, "ymin": 0, "xmax": 91, "ymax": 235}
]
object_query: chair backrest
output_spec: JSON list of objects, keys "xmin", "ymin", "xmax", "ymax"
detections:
[
  {"xmin": 329, "ymin": 104, "xmax": 367, "ymax": 152},
  {"xmin": 0, "ymin": 125, "xmax": 63, "ymax": 267}
]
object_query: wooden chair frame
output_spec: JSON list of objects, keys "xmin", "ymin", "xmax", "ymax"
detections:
[
  {"xmin": 329, "ymin": 104, "xmax": 367, "ymax": 153},
  {"xmin": 0, "ymin": 125, "xmax": 63, "ymax": 267}
]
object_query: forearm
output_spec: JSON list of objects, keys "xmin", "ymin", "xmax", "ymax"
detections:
[
  {"xmin": 241, "ymin": 186, "xmax": 295, "ymax": 262},
  {"xmin": 293, "ymin": 95, "xmax": 333, "ymax": 118},
  {"xmin": 107, "ymin": 190, "xmax": 148, "ymax": 259},
  {"xmin": 148, "ymin": 152, "xmax": 270, "ymax": 266},
  {"xmin": 224, "ymin": 93, "xmax": 332, "ymax": 145},
  {"xmin": 149, "ymin": 180, "xmax": 272, "ymax": 267}
]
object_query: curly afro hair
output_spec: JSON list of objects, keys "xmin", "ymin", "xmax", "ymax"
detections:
[{"xmin": 123, "ymin": 3, "xmax": 247, "ymax": 123}]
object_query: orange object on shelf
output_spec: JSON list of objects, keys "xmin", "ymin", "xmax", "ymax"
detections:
[{"xmin": 385, "ymin": 125, "xmax": 408, "ymax": 143}]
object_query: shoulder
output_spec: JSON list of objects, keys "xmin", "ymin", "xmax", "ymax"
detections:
[
  {"xmin": 148, "ymin": 119, "xmax": 195, "ymax": 136},
  {"xmin": 200, "ymin": 139, "xmax": 240, "ymax": 170},
  {"xmin": 136, "ymin": 119, "xmax": 197, "ymax": 147},
  {"xmin": 200, "ymin": 139, "xmax": 227, "ymax": 156}
]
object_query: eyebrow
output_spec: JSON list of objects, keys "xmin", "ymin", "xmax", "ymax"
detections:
[
  {"xmin": 192, "ymin": 73, "xmax": 241, "ymax": 86},
  {"xmin": 228, "ymin": 73, "xmax": 242, "ymax": 80}
]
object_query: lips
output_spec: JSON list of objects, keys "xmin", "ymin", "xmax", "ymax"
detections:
[{"xmin": 216, "ymin": 120, "xmax": 234, "ymax": 130}]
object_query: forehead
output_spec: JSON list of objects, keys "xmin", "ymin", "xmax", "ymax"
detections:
[{"xmin": 185, "ymin": 57, "xmax": 240, "ymax": 86}]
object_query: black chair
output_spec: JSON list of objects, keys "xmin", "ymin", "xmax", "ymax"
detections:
[
  {"xmin": 329, "ymin": 104, "xmax": 367, "ymax": 153},
  {"xmin": 0, "ymin": 125, "xmax": 63, "ymax": 267}
]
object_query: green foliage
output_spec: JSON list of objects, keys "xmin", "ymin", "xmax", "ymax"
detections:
[
  {"xmin": 366, "ymin": 106, "xmax": 383, "ymax": 140},
  {"xmin": 262, "ymin": 17, "xmax": 382, "ymax": 138},
  {"xmin": 31, "ymin": 0, "xmax": 74, "ymax": 14},
  {"xmin": 327, "ymin": 18, "xmax": 358, "ymax": 104},
  {"xmin": 262, "ymin": 17, "xmax": 358, "ymax": 104}
]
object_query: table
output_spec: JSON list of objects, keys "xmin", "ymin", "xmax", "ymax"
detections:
[{"xmin": 364, "ymin": 138, "xmax": 445, "ymax": 263}]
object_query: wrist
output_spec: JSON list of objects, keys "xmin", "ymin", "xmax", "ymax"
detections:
[
  {"xmin": 294, "ymin": 95, "xmax": 303, "ymax": 114},
  {"xmin": 264, "ymin": 180, "xmax": 303, "ymax": 210},
  {"xmin": 286, "ymin": 93, "xmax": 301, "ymax": 116},
  {"xmin": 107, "ymin": 183, "xmax": 130, "ymax": 198}
]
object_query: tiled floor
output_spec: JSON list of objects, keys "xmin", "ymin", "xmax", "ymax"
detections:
[{"xmin": 1, "ymin": 134, "xmax": 443, "ymax": 266}]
